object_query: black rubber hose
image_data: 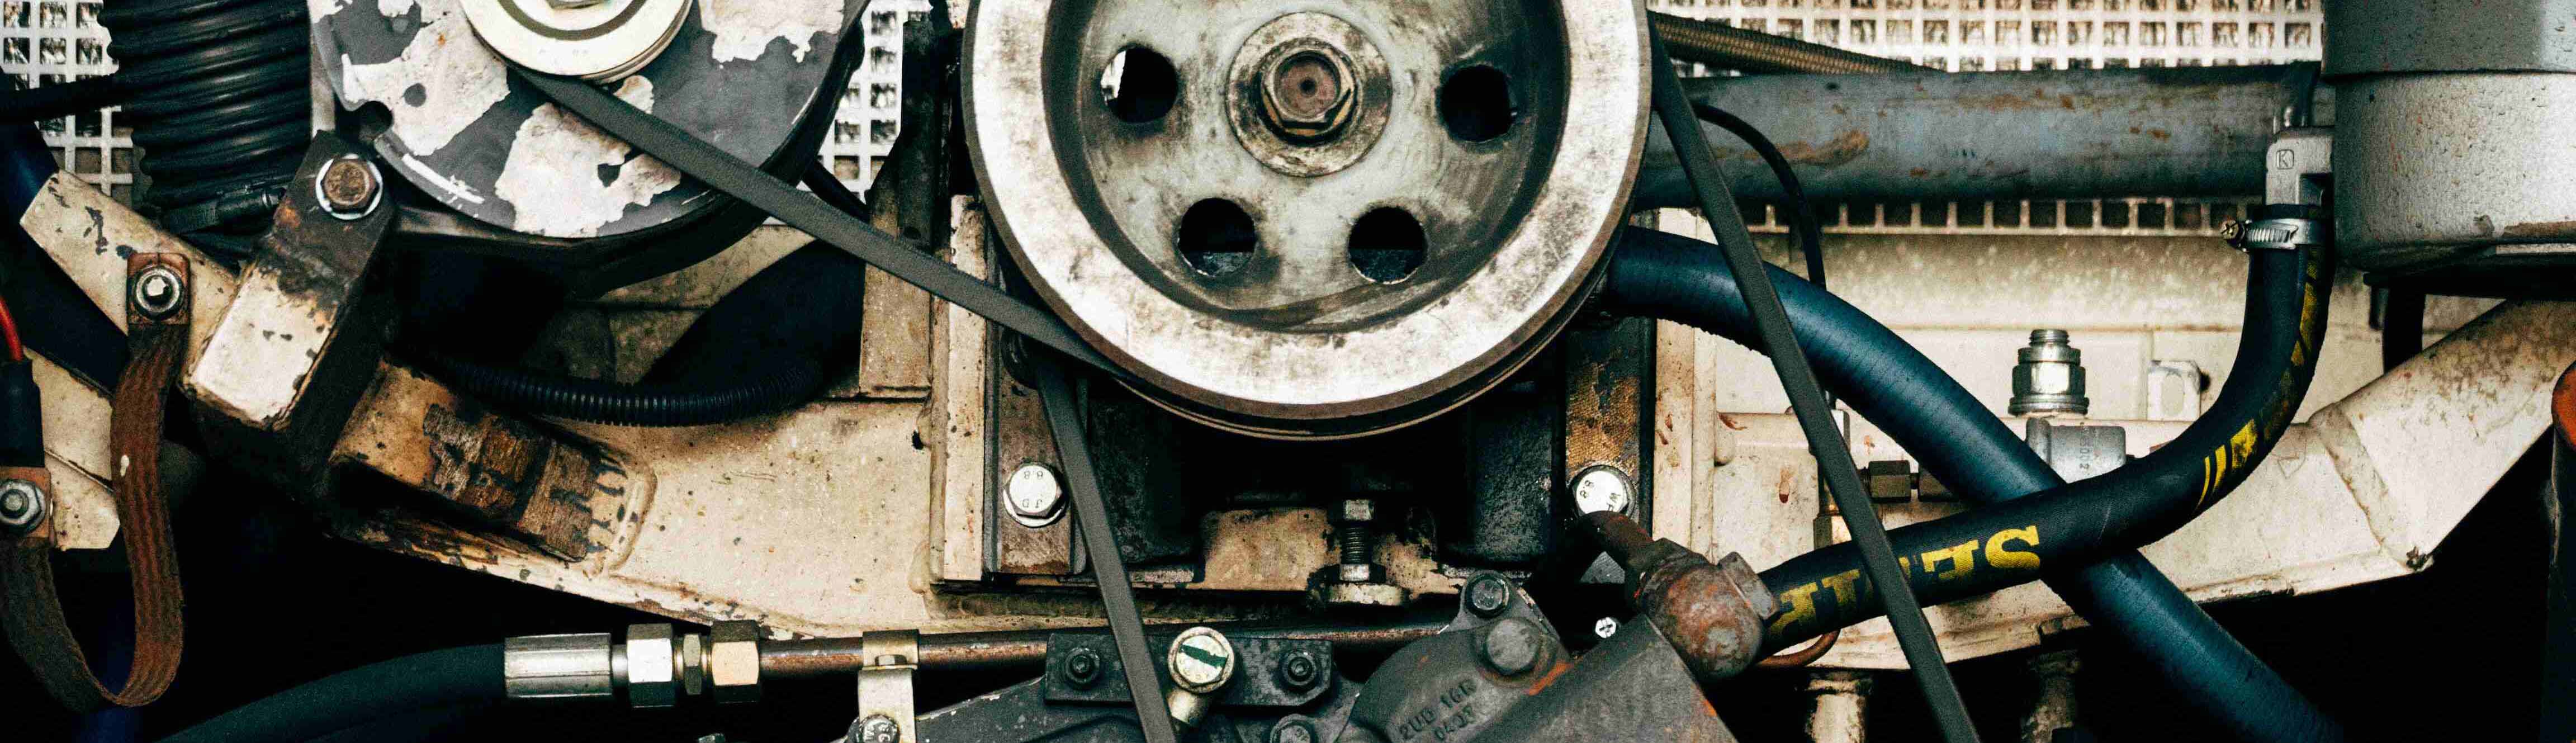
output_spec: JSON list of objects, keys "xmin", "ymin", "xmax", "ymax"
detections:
[
  {"xmin": 415, "ymin": 243, "xmax": 870, "ymax": 427},
  {"xmin": 1602, "ymin": 227, "xmax": 2343, "ymax": 741},
  {"xmin": 155, "ymin": 644, "xmax": 501, "ymax": 743},
  {"xmin": 1602, "ymin": 225, "xmax": 2331, "ymax": 640},
  {"xmin": 1693, "ymin": 103, "xmax": 1825, "ymax": 290}
]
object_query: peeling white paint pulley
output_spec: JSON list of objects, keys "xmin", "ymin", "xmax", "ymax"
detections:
[
  {"xmin": 965, "ymin": 0, "xmax": 1650, "ymax": 438},
  {"xmin": 461, "ymin": 0, "xmax": 695, "ymax": 83}
]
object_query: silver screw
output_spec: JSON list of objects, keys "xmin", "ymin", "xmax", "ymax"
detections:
[
  {"xmin": 854, "ymin": 714, "xmax": 900, "ymax": 743},
  {"xmin": 1004, "ymin": 463, "xmax": 1065, "ymax": 527},
  {"xmin": 1592, "ymin": 617, "xmax": 1619, "ymax": 639},
  {"xmin": 130, "ymin": 266, "xmax": 183, "ymax": 319},
  {"xmin": 1166, "ymin": 627, "xmax": 1236, "ymax": 694},
  {"xmin": 0, "ymin": 479, "xmax": 46, "ymax": 535},
  {"xmin": 1571, "ymin": 466, "xmax": 1632, "ymax": 515}
]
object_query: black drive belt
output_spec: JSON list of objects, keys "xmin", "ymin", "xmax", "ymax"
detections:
[{"xmin": 514, "ymin": 69, "xmax": 1182, "ymax": 743}]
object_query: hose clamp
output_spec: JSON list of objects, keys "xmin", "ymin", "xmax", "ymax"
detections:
[{"xmin": 2219, "ymin": 217, "xmax": 2322, "ymax": 252}]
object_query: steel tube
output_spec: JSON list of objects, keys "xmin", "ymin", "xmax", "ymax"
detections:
[
  {"xmin": 760, "ymin": 619, "xmax": 1448, "ymax": 679},
  {"xmin": 1631, "ymin": 64, "xmax": 2317, "ymax": 208}
]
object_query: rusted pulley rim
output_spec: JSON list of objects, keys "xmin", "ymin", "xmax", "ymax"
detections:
[{"xmin": 965, "ymin": 0, "xmax": 1650, "ymax": 438}]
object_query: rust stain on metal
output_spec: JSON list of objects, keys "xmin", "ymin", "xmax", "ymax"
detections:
[
  {"xmin": 1761, "ymin": 129, "xmax": 1869, "ymax": 168},
  {"xmin": 2501, "ymin": 219, "xmax": 2576, "ymax": 239}
]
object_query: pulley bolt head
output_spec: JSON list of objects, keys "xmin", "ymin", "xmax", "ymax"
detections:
[
  {"xmin": 130, "ymin": 266, "xmax": 184, "ymax": 319},
  {"xmin": 1571, "ymin": 466, "xmax": 1632, "ymax": 515},
  {"xmin": 1478, "ymin": 617, "xmax": 1543, "ymax": 676},
  {"xmin": 1060, "ymin": 647, "xmax": 1103, "ymax": 688},
  {"xmin": 1005, "ymin": 463, "xmax": 1065, "ymax": 527},
  {"xmin": 318, "ymin": 155, "xmax": 382, "ymax": 220},
  {"xmin": 1259, "ymin": 47, "xmax": 1357, "ymax": 142},
  {"xmin": 1464, "ymin": 574, "xmax": 1512, "ymax": 618},
  {"xmin": 1167, "ymin": 627, "xmax": 1237, "ymax": 694},
  {"xmin": 0, "ymin": 480, "xmax": 46, "ymax": 534},
  {"xmin": 854, "ymin": 714, "xmax": 901, "ymax": 743}
]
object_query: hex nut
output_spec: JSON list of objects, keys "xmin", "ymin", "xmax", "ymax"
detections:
[
  {"xmin": 707, "ymin": 620, "xmax": 763, "ymax": 704},
  {"xmin": 1464, "ymin": 574, "xmax": 1512, "ymax": 618},
  {"xmin": 1322, "ymin": 581, "xmax": 1404, "ymax": 608},
  {"xmin": 1275, "ymin": 646, "xmax": 1325, "ymax": 691},
  {"xmin": 855, "ymin": 714, "xmax": 901, "ymax": 743},
  {"xmin": 1060, "ymin": 646, "xmax": 1104, "ymax": 688},
  {"xmin": 0, "ymin": 479, "xmax": 47, "ymax": 535},
  {"xmin": 626, "ymin": 623, "xmax": 678, "ymax": 707},
  {"xmin": 1333, "ymin": 499, "xmax": 1375, "ymax": 523},
  {"xmin": 1273, "ymin": 720, "xmax": 1319, "ymax": 743},
  {"xmin": 1335, "ymin": 562, "xmax": 1384, "ymax": 584},
  {"xmin": 680, "ymin": 632, "xmax": 707, "ymax": 697},
  {"xmin": 1592, "ymin": 617, "xmax": 1619, "ymax": 639},
  {"xmin": 129, "ymin": 266, "xmax": 184, "ymax": 320}
]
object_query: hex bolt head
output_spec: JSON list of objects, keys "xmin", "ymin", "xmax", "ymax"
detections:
[
  {"xmin": 1464, "ymin": 574, "xmax": 1512, "ymax": 618},
  {"xmin": 1478, "ymin": 617, "xmax": 1544, "ymax": 677},
  {"xmin": 1332, "ymin": 499, "xmax": 1376, "ymax": 524},
  {"xmin": 625, "ymin": 623, "xmax": 679, "ymax": 708},
  {"xmin": 1061, "ymin": 646, "xmax": 1103, "ymax": 688},
  {"xmin": 1571, "ymin": 466, "xmax": 1632, "ymax": 515},
  {"xmin": 1259, "ymin": 47, "xmax": 1357, "ymax": 142},
  {"xmin": 316, "ymin": 155, "xmax": 382, "ymax": 220},
  {"xmin": 854, "ymin": 714, "xmax": 901, "ymax": 743},
  {"xmin": 130, "ymin": 266, "xmax": 184, "ymax": 320},
  {"xmin": 0, "ymin": 480, "xmax": 46, "ymax": 535},
  {"xmin": 705, "ymin": 619, "xmax": 763, "ymax": 704},
  {"xmin": 1272, "ymin": 720, "xmax": 1319, "ymax": 743},
  {"xmin": 1275, "ymin": 647, "xmax": 1323, "ymax": 691},
  {"xmin": 1593, "ymin": 617, "xmax": 1620, "ymax": 639},
  {"xmin": 1005, "ymin": 463, "xmax": 1066, "ymax": 527},
  {"xmin": 1167, "ymin": 627, "xmax": 1236, "ymax": 694}
]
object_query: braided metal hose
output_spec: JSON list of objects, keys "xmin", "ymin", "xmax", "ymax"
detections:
[{"xmin": 1649, "ymin": 12, "xmax": 1932, "ymax": 75}]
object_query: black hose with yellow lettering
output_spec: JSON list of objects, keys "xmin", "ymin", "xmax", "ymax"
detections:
[{"xmin": 1751, "ymin": 230, "xmax": 2328, "ymax": 650}]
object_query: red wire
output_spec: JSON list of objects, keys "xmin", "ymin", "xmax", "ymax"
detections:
[{"xmin": 0, "ymin": 296, "xmax": 23, "ymax": 363}]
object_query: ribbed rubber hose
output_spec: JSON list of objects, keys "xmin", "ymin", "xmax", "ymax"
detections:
[
  {"xmin": 98, "ymin": 0, "xmax": 311, "ymax": 259},
  {"xmin": 1602, "ymin": 227, "xmax": 2343, "ymax": 741},
  {"xmin": 154, "ymin": 645, "xmax": 501, "ymax": 743},
  {"xmin": 414, "ymin": 243, "xmax": 869, "ymax": 427},
  {"xmin": 415, "ymin": 354, "xmax": 825, "ymax": 427}
]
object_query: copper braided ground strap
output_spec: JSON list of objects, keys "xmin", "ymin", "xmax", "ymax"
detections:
[{"xmin": 0, "ymin": 253, "xmax": 188, "ymax": 711}]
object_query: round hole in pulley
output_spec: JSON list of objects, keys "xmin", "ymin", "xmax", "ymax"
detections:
[
  {"xmin": 1347, "ymin": 207, "xmax": 1427, "ymax": 283},
  {"xmin": 1438, "ymin": 64, "xmax": 1515, "ymax": 142},
  {"xmin": 1176, "ymin": 198, "xmax": 1259, "ymax": 277},
  {"xmin": 1100, "ymin": 46, "xmax": 1180, "ymax": 124}
]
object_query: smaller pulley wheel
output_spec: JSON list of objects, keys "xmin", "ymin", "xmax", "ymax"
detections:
[
  {"xmin": 967, "ymin": 0, "xmax": 1650, "ymax": 438},
  {"xmin": 462, "ymin": 0, "xmax": 695, "ymax": 82}
]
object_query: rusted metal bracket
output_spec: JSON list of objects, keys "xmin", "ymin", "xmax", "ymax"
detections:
[
  {"xmin": 850, "ymin": 630, "xmax": 919, "ymax": 743},
  {"xmin": 186, "ymin": 134, "xmax": 398, "ymax": 492}
]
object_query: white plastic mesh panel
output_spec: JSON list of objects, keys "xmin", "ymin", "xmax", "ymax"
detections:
[
  {"xmin": 1651, "ymin": 0, "xmax": 2324, "ymax": 235},
  {"xmin": 1, "ymin": 0, "xmax": 133, "ymax": 202}
]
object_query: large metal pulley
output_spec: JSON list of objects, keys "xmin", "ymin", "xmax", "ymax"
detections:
[{"xmin": 967, "ymin": 0, "xmax": 1651, "ymax": 438}]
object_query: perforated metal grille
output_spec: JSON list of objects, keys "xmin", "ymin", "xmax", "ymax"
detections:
[
  {"xmin": 823, "ymin": 0, "xmax": 933, "ymax": 194},
  {"xmin": 1, "ymin": 0, "xmax": 133, "ymax": 202},
  {"xmin": 1652, "ymin": 0, "xmax": 2323, "ymax": 235}
]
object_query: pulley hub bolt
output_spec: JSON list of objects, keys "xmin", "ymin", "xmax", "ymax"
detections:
[
  {"xmin": 316, "ymin": 155, "xmax": 382, "ymax": 220},
  {"xmin": 131, "ymin": 266, "xmax": 184, "ymax": 319},
  {"xmin": 1259, "ymin": 46, "xmax": 1357, "ymax": 143},
  {"xmin": 0, "ymin": 479, "xmax": 48, "ymax": 535}
]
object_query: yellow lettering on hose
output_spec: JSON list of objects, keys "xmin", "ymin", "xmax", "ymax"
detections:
[
  {"xmin": 1769, "ymin": 581, "xmax": 1821, "ymax": 637},
  {"xmin": 1985, "ymin": 526, "xmax": 2042, "ymax": 571},
  {"xmin": 1819, "ymin": 569, "xmax": 1862, "ymax": 616},
  {"xmin": 1923, "ymin": 539, "xmax": 1978, "ymax": 582}
]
